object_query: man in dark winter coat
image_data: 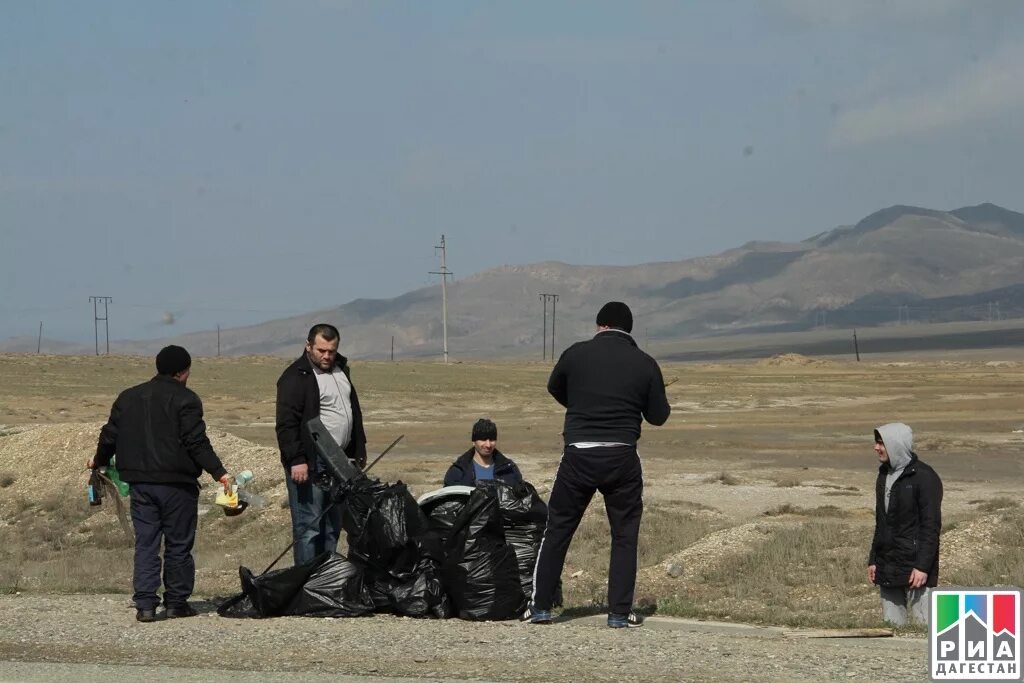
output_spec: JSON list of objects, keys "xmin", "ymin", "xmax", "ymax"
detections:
[
  {"xmin": 276, "ymin": 323, "xmax": 367, "ymax": 566},
  {"xmin": 443, "ymin": 418, "xmax": 524, "ymax": 487},
  {"xmin": 530, "ymin": 302, "xmax": 671, "ymax": 629},
  {"xmin": 868, "ymin": 422, "xmax": 943, "ymax": 626},
  {"xmin": 90, "ymin": 345, "xmax": 233, "ymax": 623}
]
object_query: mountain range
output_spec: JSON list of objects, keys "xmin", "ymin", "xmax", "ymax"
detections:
[{"xmin": 7, "ymin": 202, "xmax": 1024, "ymax": 359}]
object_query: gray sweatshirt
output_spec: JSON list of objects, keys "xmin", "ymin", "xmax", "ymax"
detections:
[{"xmin": 876, "ymin": 422, "xmax": 915, "ymax": 511}]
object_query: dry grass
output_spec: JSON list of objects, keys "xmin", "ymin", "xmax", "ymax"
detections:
[
  {"xmin": 658, "ymin": 522, "xmax": 878, "ymax": 628},
  {"xmin": 968, "ymin": 496, "xmax": 1020, "ymax": 513},
  {"xmin": 945, "ymin": 508, "xmax": 1024, "ymax": 587},
  {"xmin": 704, "ymin": 471, "xmax": 741, "ymax": 486},
  {"xmin": 561, "ymin": 500, "xmax": 718, "ymax": 607},
  {"xmin": 763, "ymin": 503, "xmax": 848, "ymax": 517}
]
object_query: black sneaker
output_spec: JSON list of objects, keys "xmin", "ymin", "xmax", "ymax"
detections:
[
  {"xmin": 607, "ymin": 612, "xmax": 644, "ymax": 628},
  {"xmin": 528, "ymin": 608, "xmax": 554, "ymax": 624},
  {"xmin": 164, "ymin": 604, "xmax": 199, "ymax": 619},
  {"xmin": 135, "ymin": 608, "xmax": 160, "ymax": 623}
]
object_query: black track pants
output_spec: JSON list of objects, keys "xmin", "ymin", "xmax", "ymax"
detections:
[{"xmin": 531, "ymin": 445, "xmax": 643, "ymax": 614}]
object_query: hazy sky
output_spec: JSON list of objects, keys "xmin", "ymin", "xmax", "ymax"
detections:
[{"xmin": 3, "ymin": 1, "xmax": 1024, "ymax": 343}]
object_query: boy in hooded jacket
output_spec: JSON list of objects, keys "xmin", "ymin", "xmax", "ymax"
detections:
[{"xmin": 868, "ymin": 422, "xmax": 943, "ymax": 626}]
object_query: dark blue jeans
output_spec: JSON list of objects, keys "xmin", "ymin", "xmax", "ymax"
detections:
[
  {"xmin": 285, "ymin": 469, "xmax": 342, "ymax": 566},
  {"xmin": 129, "ymin": 482, "xmax": 199, "ymax": 611}
]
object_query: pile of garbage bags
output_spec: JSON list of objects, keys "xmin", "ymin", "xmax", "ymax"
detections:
[{"xmin": 219, "ymin": 479, "xmax": 549, "ymax": 621}]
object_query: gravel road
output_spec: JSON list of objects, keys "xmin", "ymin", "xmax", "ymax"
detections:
[{"xmin": 0, "ymin": 594, "xmax": 930, "ymax": 682}]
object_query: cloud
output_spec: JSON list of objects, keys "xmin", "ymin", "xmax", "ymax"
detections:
[
  {"xmin": 777, "ymin": 0, "xmax": 965, "ymax": 26},
  {"xmin": 396, "ymin": 146, "xmax": 482, "ymax": 195},
  {"xmin": 473, "ymin": 36, "xmax": 681, "ymax": 68},
  {"xmin": 830, "ymin": 46, "xmax": 1024, "ymax": 146}
]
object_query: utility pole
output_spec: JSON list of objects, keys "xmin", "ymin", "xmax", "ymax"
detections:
[
  {"xmin": 539, "ymin": 294, "xmax": 548, "ymax": 360},
  {"xmin": 853, "ymin": 329, "xmax": 860, "ymax": 362},
  {"xmin": 391, "ymin": 335, "xmax": 395, "ymax": 362},
  {"xmin": 429, "ymin": 235, "xmax": 453, "ymax": 365},
  {"xmin": 550, "ymin": 293, "xmax": 558, "ymax": 360},
  {"xmin": 37, "ymin": 321, "xmax": 43, "ymax": 354},
  {"xmin": 217, "ymin": 324, "xmax": 221, "ymax": 357},
  {"xmin": 539, "ymin": 293, "xmax": 559, "ymax": 361},
  {"xmin": 89, "ymin": 296, "xmax": 112, "ymax": 355}
]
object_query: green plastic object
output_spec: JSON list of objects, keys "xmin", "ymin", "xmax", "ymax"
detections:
[{"xmin": 106, "ymin": 460, "xmax": 130, "ymax": 497}]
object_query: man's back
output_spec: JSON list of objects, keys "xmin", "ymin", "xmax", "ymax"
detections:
[
  {"xmin": 548, "ymin": 330, "xmax": 670, "ymax": 446},
  {"xmin": 99, "ymin": 376, "xmax": 217, "ymax": 485}
]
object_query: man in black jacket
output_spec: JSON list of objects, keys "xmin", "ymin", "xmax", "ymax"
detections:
[
  {"xmin": 276, "ymin": 323, "xmax": 367, "ymax": 566},
  {"xmin": 868, "ymin": 422, "xmax": 943, "ymax": 626},
  {"xmin": 90, "ymin": 345, "xmax": 233, "ymax": 623},
  {"xmin": 530, "ymin": 302, "xmax": 671, "ymax": 628},
  {"xmin": 443, "ymin": 418, "xmax": 524, "ymax": 487}
]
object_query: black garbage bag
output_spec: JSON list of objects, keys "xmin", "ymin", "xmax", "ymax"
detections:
[
  {"xmin": 486, "ymin": 481, "xmax": 548, "ymax": 599},
  {"xmin": 340, "ymin": 480, "xmax": 450, "ymax": 618},
  {"xmin": 503, "ymin": 521, "xmax": 544, "ymax": 599},
  {"xmin": 217, "ymin": 552, "xmax": 373, "ymax": 618},
  {"xmin": 341, "ymin": 480, "xmax": 428, "ymax": 572},
  {"xmin": 285, "ymin": 553, "xmax": 375, "ymax": 617},
  {"xmin": 491, "ymin": 480, "xmax": 548, "ymax": 524},
  {"xmin": 443, "ymin": 485, "xmax": 527, "ymax": 621},
  {"xmin": 367, "ymin": 535, "xmax": 450, "ymax": 619},
  {"xmin": 216, "ymin": 591, "xmax": 257, "ymax": 618},
  {"xmin": 425, "ymin": 497, "xmax": 467, "ymax": 545}
]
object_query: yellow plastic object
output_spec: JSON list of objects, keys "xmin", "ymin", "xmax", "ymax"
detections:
[{"xmin": 215, "ymin": 488, "xmax": 239, "ymax": 509}]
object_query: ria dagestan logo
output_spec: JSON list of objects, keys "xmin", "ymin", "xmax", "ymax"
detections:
[{"xmin": 931, "ymin": 589, "xmax": 1021, "ymax": 680}]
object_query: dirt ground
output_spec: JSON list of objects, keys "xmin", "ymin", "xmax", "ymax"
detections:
[{"xmin": 1, "ymin": 350, "xmax": 1022, "ymax": 680}]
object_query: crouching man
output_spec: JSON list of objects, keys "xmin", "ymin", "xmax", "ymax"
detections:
[
  {"xmin": 443, "ymin": 418, "xmax": 523, "ymax": 487},
  {"xmin": 868, "ymin": 422, "xmax": 943, "ymax": 626}
]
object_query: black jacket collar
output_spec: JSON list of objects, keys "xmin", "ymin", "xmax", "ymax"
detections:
[
  {"xmin": 878, "ymin": 452, "xmax": 919, "ymax": 476},
  {"xmin": 287, "ymin": 351, "xmax": 349, "ymax": 376},
  {"xmin": 454, "ymin": 447, "xmax": 514, "ymax": 474},
  {"xmin": 593, "ymin": 329, "xmax": 638, "ymax": 348}
]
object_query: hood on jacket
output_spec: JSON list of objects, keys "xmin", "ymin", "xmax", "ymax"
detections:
[{"xmin": 875, "ymin": 422, "xmax": 914, "ymax": 472}]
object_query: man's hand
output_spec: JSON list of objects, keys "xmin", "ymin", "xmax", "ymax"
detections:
[
  {"xmin": 219, "ymin": 474, "xmax": 235, "ymax": 494},
  {"xmin": 908, "ymin": 568, "xmax": 928, "ymax": 589},
  {"xmin": 86, "ymin": 456, "xmax": 96, "ymax": 469},
  {"xmin": 867, "ymin": 564, "xmax": 876, "ymax": 583},
  {"xmin": 291, "ymin": 463, "xmax": 309, "ymax": 484}
]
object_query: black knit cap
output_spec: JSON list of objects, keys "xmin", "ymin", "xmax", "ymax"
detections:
[
  {"xmin": 156, "ymin": 345, "xmax": 192, "ymax": 376},
  {"xmin": 471, "ymin": 418, "xmax": 498, "ymax": 441},
  {"xmin": 596, "ymin": 301, "xmax": 633, "ymax": 333}
]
